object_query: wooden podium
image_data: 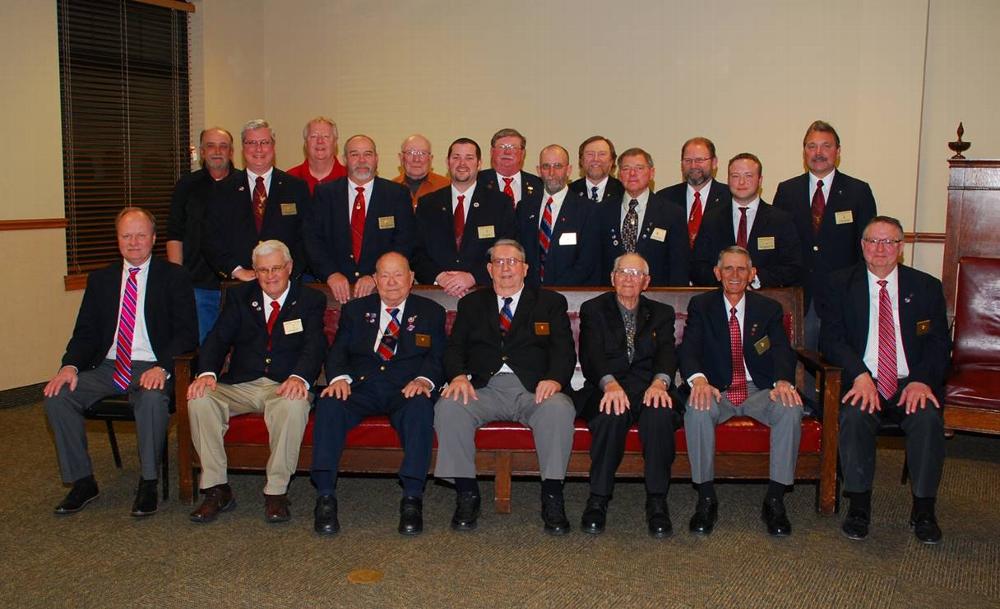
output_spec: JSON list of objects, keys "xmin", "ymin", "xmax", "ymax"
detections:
[{"xmin": 943, "ymin": 159, "xmax": 1000, "ymax": 317}]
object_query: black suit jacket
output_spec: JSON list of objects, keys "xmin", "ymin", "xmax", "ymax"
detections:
[
  {"xmin": 516, "ymin": 187, "xmax": 600, "ymax": 287},
  {"xmin": 819, "ymin": 264, "xmax": 950, "ymax": 393},
  {"xmin": 304, "ymin": 176, "xmax": 415, "ymax": 282},
  {"xmin": 325, "ymin": 293, "xmax": 446, "ymax": 392},
  {"xmin": 690, "ymin": 200, "xmax": 804, "ymax": 288},
  {"xmin": 198, "ymin": 281, "xmax": 327, "ymax": 385},
  {"xmin": 569, "ymin": 176, "xmax": 625, "ymax": 206},
  {"xmin": 772, "ymin": 171, "xmax": 877, "ymax": 307},
  {"xmin": 477, "ymin": 169, "xmax": 543, "ymax": 208},
  {"xmin": 61, "ymin": 258, "xmax": 197, "ymax": 375},
  {"xmin": 657, "ymin": 179, "xmax": 731, "ymax": 247},
  {"xmin": 444, "ymin": 286, "xmax": 575, "ymax": 391},
  {"xmin": 598, "ymin": 190, "xmax": 690, "ymax": 286},
  {"xmin": 412, "ymin": 184, "xmax": 517, "ymax": 286},
  {"xmin": 679, "ymin": 289, "xmax": 795, "ymax": 392}
]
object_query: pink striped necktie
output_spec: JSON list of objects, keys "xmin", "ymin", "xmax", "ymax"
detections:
[
  {"xmin": 112, "ymin": 267, "xmax": 141, "ymax": 392},
  {"xmin": 876, "ymin": 280, "xmax": 898, "ymax": 399}
]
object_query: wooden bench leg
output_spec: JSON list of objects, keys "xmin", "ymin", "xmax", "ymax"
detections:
[{"xmin": 494, "ymin": 451, "xmax": 512, "ymax": 514}]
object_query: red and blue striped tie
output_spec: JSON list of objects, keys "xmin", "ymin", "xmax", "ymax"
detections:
[
  {"xmin": 538, "ymin": 196, "xmax": 554, "ymax": 281},
  {"xmin": 112, "ymin": 267, "xmax": 140, "ymax": 392},
  {"xmin": 499, "ymin": 297, "xmax": 513, "ymax": 335},
  {"xmin": 377, "ymin": 308, "xmax": 400, "ymax": 361}
]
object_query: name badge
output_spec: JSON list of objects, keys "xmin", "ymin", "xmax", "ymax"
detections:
[
  {"xmin": 916, "ymin": 320, "xmax": 931, "ymax": 336},
  {"xmin": 835, "ymin": 210, "xmax": 854, "ymax": 225},
  {"xmin": 415, "ymin": 333, "xmax": 431, "ymax": 347},
  {"xmin": 280, "ymin": 203, "xmax": 297, "ymax": 216},
  {"xmin": 283, "ymin": 319, "xmax": 303, "ymax": 334},
  {"xmin": 650, "ymin": 227, "xmax": 667, "ymax": 242},
  {"xmin": 534, "ymin": 322, "xmax": 550, "ymax": 336},
  {"xmin": 478, "ymin": 225, "xmax": 496, "ymax": 239},
  {"xmin": 558, "ymin": 232, "xmax": 577, "ymax": 246},
  {"xmin": 378, "ymin": 216, "xmax": 395, "ymax": 230},
  {"xmin": 757, "ymin": 236, "xmax": 776, "ymax": 250},
  {"xmin": 754, "ymin": 335, "xmax": 771, "ymax": 354}
]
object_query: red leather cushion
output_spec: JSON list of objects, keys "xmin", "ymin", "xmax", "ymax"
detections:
[
  {"xmin": 952, "ymin": 257, "xmax": 1000, "ymax": 367},
  {"xmin": 946, "ymin": 366, "xmax": 1000, "ymax": 409}
]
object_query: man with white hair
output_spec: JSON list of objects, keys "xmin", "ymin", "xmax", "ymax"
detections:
[{"xmin": 286, "ymin": 116, "xmax": 347, "ymax": 195}]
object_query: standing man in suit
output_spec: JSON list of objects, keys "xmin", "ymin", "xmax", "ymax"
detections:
[
  {"xmin": 691, "ymin": 153, "xmax": 803, "ymax": 288},
  {"xmin": 773, "ymin": 120, "xmax": 877, "ymax": 349},
  {"xmin": 680, "ymin": 246, "xmax": 803, "ymax": 537},
  {"xmin": 311, "ymin": 252, "xmax": 446, "ymax": 536},
  {"xmin": 599, "ymin": 147, "xmax": 689, "ymax": 286},
  {"xmin": 657, "ymin": 137, "xmax": 731, "ymax": 250},
  {"xmin": 517, "ymin": 144, "xmax": 600, "ymax": 287},
  {"xmin": 44, "ymin": 208, "xmax": 197, "ymax": 516},
  {"xmin": 187, "ymin": 240, "xmax": 326, "ymax": 524},
  {"xmin": 477, "ymin": 128, "xmax": 543, "ymax": 209},
  {"xmin": 569, "ymin": 135, "xmax": 624, "ymax": 205},
  {"xmin": 204, "ymin": 119, "xmax": 310, "ymax": 281},
  {"xmin": 285, "ymin": 116, "xmax": 347, "ymax": 195},
  {"xmin": 304, "ymin": 134, "xmax": 415, "ymax": 305},
  {"xmin": 434, "ymin": 239, "xmax": 577, "ymax": 535},
  {"xmin": 412, "ymin": 138, "xmax": 516, "ymax": 296},
  {"xmin": 820, "ymin": 216, "xmax": 948, "ymax": 544},
  {"xmin": 577, "ymin": 253, "xmax": 680, "ymax": 537},
  {"xmin": 392, "ymin": 134, "xmax": 450, "ymax": 207}
]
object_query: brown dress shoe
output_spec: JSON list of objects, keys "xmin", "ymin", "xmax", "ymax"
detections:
[
  {"xmin": 189, "ymin": 484, "xmax": 236, "ymax": 523},
  {"xmin": 264, "ymin": 493, "xmax": 291, "ymax": 523}
]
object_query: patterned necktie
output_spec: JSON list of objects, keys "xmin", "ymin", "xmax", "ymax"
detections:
[
  {"xmin": 590, "ymin": 186, "xmax": 599, "ymax": 202},
  {"xmin": 736, "ymin": 206, "xmax": 749, "ymax": 249},
  {"xmin": 622, "ymin": 199, "xmax": 639, "ymax": 252},
  {"xmin": 811, "ymin": 179, "xmax": 826, "ymax": 235},
  {"xmin": 253, "ymin": 176, "xmax": 267, "ymax": 233},
  {"xmin": 538, "ymin": 196, "xmax": 554, "ymax": 281},
  {"xmin": 351, "ymin": 186, "xmax": 366, "ymax": 262},
  {"xmin": 727, "ymin": 306, "xmax": 748, "ymax": 405},
  {"xmin": 622, "ymin": 309, "xmax": 636, "ymax": 364},
  {"xmin": 454, "ymin": 194, "xmax": 466, "ymax": 250},
  {"xmin": 688, "ymin": 190, "xmax": 703, "ymax": 249},
  {"xmin": 876, "ymin": 280, "xmax": 898, "ymax": 399},
  {"xmin": 502, "ymin": 177, "xmax": 515, "ymax": 205},
  {"xmin": 499, "ymin": 297, "xmax": 513, "ymax": 335},
  {"xmin": 265, "ymin": 301, "xmax": 280, "ymax": 350},
  {"xmin": 377, "ymin": 307, "xmax": 401, "ymax": 361},
  {"xmin": 112, "ymin": 267, "xmax": 141, "ymax": 392}
]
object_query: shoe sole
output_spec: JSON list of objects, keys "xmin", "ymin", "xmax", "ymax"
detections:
[
  {"xmin": 54, "ymin": 492, "xmax": 100, "ymax": 515},
  {"xmin": 398, "ymin": 527, "xmax": 423, "ymax": 536},
  {"xmin": 841, "ymin": 528, "xmax": 869, "ymax": 541},
  {"xmin": 130, "ymin": 505, "xmax": 158, "ymax": 518},
  {"xmin": 649, "ymin": 529, "xmax": 673, "ymax": 539},
  {"xmin": 581, "ymin": 526, "xmax": 604, "ymax": 535},
  {"xmin": 544, "ymin": 526, "xmax": 570, "ymax": 536},
  {"xmin": 315, "ymin": 524, "xmax": 340, "ymax": 536},
  {"xmin": 189, "ymin": 498, "xmax": 237, "ymax": 524}
]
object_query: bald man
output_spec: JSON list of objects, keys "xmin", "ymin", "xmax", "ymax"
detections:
[{"xmin": 392, "ymin": 134, "xmax": 450, "ymax": 207}]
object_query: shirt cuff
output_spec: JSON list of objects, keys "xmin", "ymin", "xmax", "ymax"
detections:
[
  {"xmin": 686, "ymin": 372, "xmax": 707, "ymax": 385},
  {"xmin": 598, "ymin": 375, "xmax": 617, "ymax": 390},
  {"xmin": 415, "ymin": 376, "xmax": 435, "ymax": 391},
  {"xmin": 197, "ymin": 372, "xmax": 217, "ymax": 380},
  {"xmin": 329, "ymin": 374, "xmax": 352, "ymax": 386},
  {"xmin": 289, "ymin": 374, "xmax": 311, "ymax": 391},
  {"xmin": 653, "ymin": 373, "xmax": 671, "ymax": 388}
]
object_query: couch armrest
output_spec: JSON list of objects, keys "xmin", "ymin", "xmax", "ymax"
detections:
[{"xmin": 795, "ymin": 348, "xmax": 841, "ymax": 514}]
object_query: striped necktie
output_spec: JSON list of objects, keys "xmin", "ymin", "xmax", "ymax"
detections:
[
  {"xmin": 377, "ymin": 308, "xmax": 401, "ymax": 361},
  {"xmin": 499, "ymin": 297, "xmax": 513, "ymax": 335},
  {"xmin": 538, "ymin": 196, "xmax": 554, "ymax": 281},
  {"xmin": 112, "ymin": 267, "xmax": 141, "ymax": 392},
  {"xmin": 876, "ymin": 280, "xmax": 898, "ymax": 399}
]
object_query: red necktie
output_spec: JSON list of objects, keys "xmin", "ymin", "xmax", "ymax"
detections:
[
  {"xmin": 253, "ymin": 176, "xmax": 267, "ymax": 233},
  {"xmin": 351, "ymin": 186, "xmax": 366, "ymax": 262},
  {"xmin": 454, "ymin": 194, "xmax": 466, "ymax": 250},
  {"xmin": 727, "ymin": 306, "xmax": 748, "ymax": 405},
  {"xmin": 876, "ymin": 280, "xmax": 898, "ymax": 399},
  {"xmin": 502, "ymin": 176, "xmax": 515, "ymax": 205},
  {"xmin": 811, "ymin": 179, "xmax": 826, "ymax": 235},
  {"xmin": 266, "ymin": 301, "xmax": 280, "ymax": 350},
  {"xmin": 736, "ymin": 206, "xmax": 748, "ymax": 249},
  {"xmin": 500, "ymin": 297, "xmax": 513, "ymax": 335},
  {"xmin": 112, "ymin": 267, "xmax": 140, "ymax": 392},
  {"xmin": 376, "ymin": 308, "xmax": 401, "ymax": 361},
  {"xmin": 688, "ymin": 190, "xmax": 703, "ymax": 249}
]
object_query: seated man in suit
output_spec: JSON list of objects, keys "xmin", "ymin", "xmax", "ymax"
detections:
[
  {"xmin": 691, "ymin": 153, "xmax": 803, "ymax": 288},
  {"xmin": 285, "ymin": 116, "xmax": 347, "ymax": 195},
  {"xmin": 43, "ymin": 208, "xmax": 197, "ymax": 517},
  {"xmin": 311, "ymin": 252, "xmax": 446, "ymax": 537},
  {"xmin": 569, "ymin": 135, "xmax": 624, "ymax": 205},
  {"xmin": 186, "ymin": 240, "xmax": 326, "ymax": 524},
  {"xmin": 516, "ymin": 144, "xmax": 600, "ymax": 287},
  {"xmin": 392, "ymin": 134, "xmax": 450, "ymax": 207},
  {"xmin": 434, "ymin": 239, "xmax": 577, "ymax": 535},
  {"xmin": 412, "ymin": 138, "xmax": 516, "ymax": 297},
  {"xmin": 598, "ymin": 147, "xmax": 689, "ymax": 286},
  {"xmin": 304, "ymin": 134, "xmax": 415, "ymax": 304},
  {"xmin": 680, "ymin": 246, "xmax": 803, "ymax": 537},
  {"xmin": 477, "ymin": 128, "xmax": 543, "ymax": 209},
  {"xmin": 820, "ymin": 216, "xmax": 948, "ymax": 544},
  {"xmin": 657, "ymin": 136, "xmax": 731, "ymax": 250},
  {"xmin": 576, "ymin": 252, "xmax": 680, "ymax": 537}
]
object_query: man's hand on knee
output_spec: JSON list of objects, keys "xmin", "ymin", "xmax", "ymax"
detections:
[{"xmin": 43, "ymin": 366, "xmax": 78, "ymax": 397}]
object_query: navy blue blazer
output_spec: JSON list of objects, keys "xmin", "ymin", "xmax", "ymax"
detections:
[
  {"xmin": 516, "ymin": 187, "xmax": 600, "ymax": 287},
  {"xmin": 569, "ymin": 176, "xmax": 625, "ymax": 206},
  {"xmin": 679, "ymin": 289, "xmax": 796, "ymax": 392},
  {"xmin": 690, "ymin": 200, "xmax": 804, "ymax": 288},
  {"xmin": 598, "ymin": 190, "xmax": 690, "ymax": 287},
  {"xmin": 412, "ymin": 184, "xmax": 517, "ymax": 287},
  {"xmin": 657, "ymin": 179, "xmax": 731, "ymax": 247},
  {"xmin": 303, "ymin": 176, "xmax": 415, "ymax": 283},
  {"xmin": 198, "ymin": 281, "xmax": 327, "ymax": 386},
  {"xmin": 477, "ymin": 169, "xmax": 543, "ymax": 208}
]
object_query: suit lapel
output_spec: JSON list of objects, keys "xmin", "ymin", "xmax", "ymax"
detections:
[
  {"xmin": 460, "ymin": 185, "xmax": 488, "ymax": 253},
  {"xmin": 896, "ymin": 267, "xmax": 918, "ymax": 358},
  {"xmin": 602, "ymin": 294, "xmax": 627, "ymax": 345},
  {"xmin": 635, "ymin": 296, "xmax": 652, "ymax": 338},
  {"xmin": 849, "ymin": 266, "xmax": 871, "ymax": 348},
  {"xmin": 509, "ymin": 287, "xmax": 536, "ymax": 335}
]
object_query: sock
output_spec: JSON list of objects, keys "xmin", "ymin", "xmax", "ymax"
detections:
[
  {"xmin": 541, "ymin": 479, "xmax": 563, "ymax": 497},
  {"xmin": 454, "ymin": 477, "xmax": 479, "ymax": 496},
  {"xmin": 766, "ymin": 480, "xmax": 786, "ymax": 502},
  {"xmin": 698, "ymin": 481, "xmax": 716, "ymax": 502},
  {"xmin": 913, "ymin": 495, "xmax": 935, "ymax": 515}
]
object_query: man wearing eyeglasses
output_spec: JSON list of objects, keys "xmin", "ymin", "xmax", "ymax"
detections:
[
  {"xmin": 434, "ymin": 239, "xmax": 577, "ymax": 535},
  {"xmin": 569, "ymin": 135, "xmax": 624, "ymax": 205},
  {"xmin": 820, "ymin": 216, "xmax": 948, "ymax": 544},
  {"xmin": 286, "ymin": 116, "xmax": 347, "ymax": 195},
  {"xmin": 576, "ymin": 253, "xmax": 680, "ymax": 537},
  {"xmin": 391, "ymin": 134, "xmax": 449, "ymax": 207},
  {"xmin": 657, "ymin": 137, "xmax": 731, "ymax": 251},
  {"xmin": 478, "ymin": 128, "xmax": 543, "ymax": 209},
  {"xmin": 186, "ymin": 240, "xmax": 327, "ymax": 524}
]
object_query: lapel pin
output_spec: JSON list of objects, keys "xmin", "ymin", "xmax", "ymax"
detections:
[{"xmin": 473, "ymin": 202, "xmax": 480, "ymax": 208}]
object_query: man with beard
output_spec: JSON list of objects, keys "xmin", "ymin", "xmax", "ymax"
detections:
[
  {"xmin": 286, "ymin": 116, "xmax": 347, "ymax": 195},
  {"xmin": 477, "ymin": 128, "xmax": 543, "ymax": 209},
  {"xmin": 657, "ymin": 137, "xmax": 731, "ymax": 251},
  {"xmin": 569, "ymin": 135, "xmax": 624, "ymax": 205},
  {"xmin": 392, "ymin": 134, "xmax": 450, "ymax": 207}
]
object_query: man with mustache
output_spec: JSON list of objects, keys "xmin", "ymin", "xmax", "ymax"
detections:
[
  {"xmin": 477, "ymin": 128, "xmax": 543, "ymax": 209},
  {"xmin": 569, "ymin": 135, "xmax": 624, "ymax": 205},
  {"xmin": 657, "ymin": 137, "xmax": 731, "ymax": 251},
  {"xmin": 286, "ymin": 116, "xmax": 347, "ymax": 195}
]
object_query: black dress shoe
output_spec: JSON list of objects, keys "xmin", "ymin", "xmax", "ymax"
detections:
[
  {"xmin": 451, "ymin": 491, "xmax": 481, "ymax": 531},
  {"xmin": 189, "ymin": 484, "xmax": 236, "ymax": 523},
  {"xmin": 645, "ymin": 495, "xmax": 673, "ymax": 538},
  {"xmin": 398, "ymin": 496, "xmax": 423, "ymax": 536},
  {"xmin": 541, "ymin": 493, "xmax": 570, "ymax": 536},
  {"xmin": 580, "ymin": 495, "xmax": 609, "ymax": 535},
  {"xmin": 910, "ymin": 511, "xmax": 942, "ymax": 545},
  {"xmin": 130, "ymin": 479, "xmax": 158, "ymax": 517},
  {"xmin": 761, "ymin": 496, "xmax": 792, "ymax": 537},
  {"xmin": 314, "ymin": 495, "xmax": 340, "ymax": 536},
  {"xmin": 688, "ymin": 496, "xmax": 718, "ymax": 535},
  {"xmin": 54, "ymin": 476, "xmax": 99, "ymax": 515},
  {"xmin": 841, "ymin": 508, "xmax": 870, "ymax": 541}
]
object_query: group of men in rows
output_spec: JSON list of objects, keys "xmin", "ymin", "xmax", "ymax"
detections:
[{"xmin": 42, "ymin": 118, "xmax": 949, "ymax": 545}]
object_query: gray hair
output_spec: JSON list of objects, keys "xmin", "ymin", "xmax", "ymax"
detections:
[
  {"xmin": 252, "ymin": 239, "xmax": 292, "ymax": 266},
  {"xmin": 619, "ymin": 147, "xmax": 654, "ymax": 168},
  {"xmin": 716, "ymin": 245, "xmax": 753, "ymax": 267},
  {"xmin": 241, "ymin": 119, "xmax": 273, "ymax": 142},
  {"xmin": 613, "ymin": 252, "xmax": 649, "ymax": 274},
  {"xmin": 487, "ymin": 239, "xmax": 526, "ymax": 261},
  {"xmin": 302, "ymin": 116, "xmax": 339, "ymax": 141}
]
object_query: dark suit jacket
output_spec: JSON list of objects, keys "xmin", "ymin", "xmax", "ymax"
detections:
[
  {"xmin": 203, "ymin": 168, "xmax": 310, "ymax": 278},
  {"xmin": 198, "ymin": 281, "xmax": 327, "ymax": 385},
  {"xmin": 516, "ymin": 187, "xmax": 600, "ymax": 287},
  {"xmin": 598, "ymin": 190, "xmax": 690, "ymax": 286},
  {"xmin": 569, "ymin": 176, "xmax": 625, "ymax": 206},
  {"xmin": 772, "ymin": 171, "xmax": 877, "ymax": 308},
  {"xmin": 819, "ymin": 264, "xmax": 950, "ymax": 393},
  {"xmin": 477, "ymin": 169, "xmax": 543, "ymax": 207},
  {"xmin": 167, "ymin": 166, "xmax": 234, "ymax": 288},
  {"xmin": 444, "ymin": 286, "xmax": 575, "ymax": 391},
  {"xmin": 679, "ymin": 289, "xmax": 795, "ymax": 392},
  {"xmin": 412, "ymin": 184, "xmax": 517, "ymax": 286},
  {"xmin": 657, "ymin": 179, "xmax": 731, "ymax": 247},
  {"xmin": 304, "ymin": 176, "xmax": 415, "ymax": 282},
  {"xmin": 690, "ymin": 200, "xmax": 804, "ymax": 288},
  {"xmin": 62, "ymin": 258, "xmax": 197, "ymax": 375},
  {"xmin": 324, "ymin": 293, "xmax": 446, "ymax": 391}
]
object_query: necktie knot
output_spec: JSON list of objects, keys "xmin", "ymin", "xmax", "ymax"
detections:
[
  {"xmin": 591, "ymin": 186, "xmax": 599, "ymax": 201},
  {"xmin": 694, "ymin": 191, "xmax": 702, "ymax": 202},
  {"xmin": 503, "ymin": 297, "xmax": 513, "ymax": 307},
  {"xmin": 256, "ymin": 176, "xmax": 264, "ymax": 187},
  {"xmin": 730, "ymin": 306, "xmax": 738, "ymax": 319},
  {"xmin": 271, "ymin": 301, "xmax": 280, "ymax": 312},
  {"xmin": 129, "ymin": 267, "xmax": 140, "ymax": 276},
  {"xmin": 738, "ymin": 206, "xmax": 748, "ymax": 216},
  {"xmin": 503, "ymin": 177, "xmax": 513, "ymax": 187},
  {"xmin": 387, "ymin": 307, "xmax": 399, "ymax": 320},
  {"xmin": 817, "ymin": 179, "xmax": 824, "ymax": 189},
  {"xmin": 457, "ymin": 194, "xmax": 465, "ymax": 205},
  {"xmin": 877, "ymin": 279, "xmax": 888, "ymax": 289},
  {"xmin": 628, "ymin": 199, "xmax": 639, "ymax": 211}
]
